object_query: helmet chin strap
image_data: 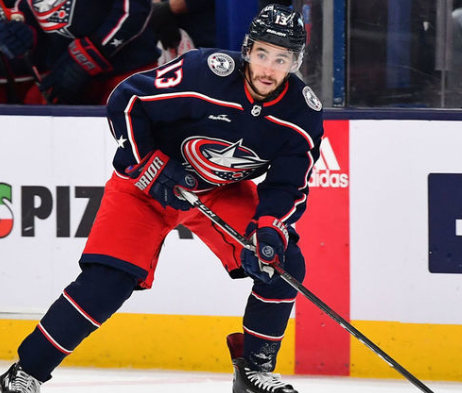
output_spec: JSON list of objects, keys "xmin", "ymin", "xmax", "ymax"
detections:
[{"xmin": 241, "ymin": 63, "xmax": 289, "ymax": 103}]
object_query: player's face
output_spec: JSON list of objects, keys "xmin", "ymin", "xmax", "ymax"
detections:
[{"xmin": 245, "ymin": 41, "xmax": 293, "ymax": 99}]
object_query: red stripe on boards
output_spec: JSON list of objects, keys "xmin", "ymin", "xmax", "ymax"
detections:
[{"xmin": 295, "ymin": 120, "xmax": 350, "ymax": 375}]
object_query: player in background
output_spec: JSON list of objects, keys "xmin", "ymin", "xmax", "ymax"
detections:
[
  {"xmin": 150, "ymin": 0, "xmax": 216, "ymax": 50},
  {"xmin": 0, "ymin": 0, "xmax": 160, "ymax": 104},
  {"xmin": 0, "ymin": 4, "xmax": 323, "ymax": 393},
  {"xmin": 149, "ymin": 0, "xmax": 215, "ymax": 66}
]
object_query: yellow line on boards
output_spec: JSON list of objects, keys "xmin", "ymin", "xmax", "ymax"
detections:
[{"xmin": 0, "ymin": 314, "xmax": 295, "ymax": 374}]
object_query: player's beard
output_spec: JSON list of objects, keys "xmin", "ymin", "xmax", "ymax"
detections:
[{"xmin": 246, "ymin": 67, "xmax": 281, "ymax": 100}]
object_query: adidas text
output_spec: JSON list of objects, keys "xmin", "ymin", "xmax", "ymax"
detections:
[{"xmin": 309, "ymin": 170, "xmax": 349, "ymax": 188}]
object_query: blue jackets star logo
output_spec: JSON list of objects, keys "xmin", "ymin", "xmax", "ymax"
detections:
[{"xmin": 182, "ymin": 137, "xmax": 268, "ymax": 185}]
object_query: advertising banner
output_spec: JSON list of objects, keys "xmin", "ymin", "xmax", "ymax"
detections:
[
  {"xmin": 0, "ymin": 115, "xmax": 252, "ymax": 317},
  {"xmin": 428, "ymin": 173, "xmax": 462, "ymax": 273},
  {"xmin": 295, "ymin": 120, "xmax": 350, "ymax": 375},
  {"xmin": 2, "ymin": 114, "xmax": 462, "ymax": 379}
]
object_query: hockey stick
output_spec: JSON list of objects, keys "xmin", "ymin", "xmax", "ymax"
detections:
[{"xmin": 176, "ymin": 187, "xmax": 436, "ymax": 393}]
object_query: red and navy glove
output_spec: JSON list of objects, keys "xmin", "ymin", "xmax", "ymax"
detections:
[
  {"xmin": 126, "ymin": 150, "xmax": 198, "ymax": 211},
  {"xmin": 0, "ymin": 20, "xmax": 34, "ymax": 59},
  {"xmin": 240, "ymin": 216, "xmax": 289, "ymax": 283},
  {"xmin": 39, "ymin": 37, "xmax": 112, "ymax": 104}
]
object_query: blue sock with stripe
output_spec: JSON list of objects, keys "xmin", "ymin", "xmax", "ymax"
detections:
[
  {"xmin": 242, "ymin": 242, "xmax": 305, "ymax": 372},
  {"xmin": 18, "ymin": 263, "xmax": 137, "ymax": 382}
]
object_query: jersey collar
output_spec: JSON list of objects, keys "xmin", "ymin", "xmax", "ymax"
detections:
[{"xmin": 244, "ymin": 80, "xmax": 289, "ymax": 107}]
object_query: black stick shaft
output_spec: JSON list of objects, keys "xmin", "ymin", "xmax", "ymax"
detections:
[{"xmin": 176, "ymin": 187, "xmax": 435, "ymax": 393}]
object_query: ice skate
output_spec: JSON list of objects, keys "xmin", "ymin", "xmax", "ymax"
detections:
[
  {"xmin": 232, "ymin": 357, "xmax": 298, "ymax": 393},
  {"xmin": 227, "ymin": 333, "xmax": 298, "ymax": 393},
  {"xmin": 0, "ymin": 363, "xmax": 41, "ymax": 393}
]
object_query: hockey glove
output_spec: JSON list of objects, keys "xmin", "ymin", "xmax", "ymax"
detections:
[
  {"xmin": 150, "ymin": 2, "xmax": 181, "ymax": 50},
  {"xmin": 39, "ymin": 37, "xmax": 112, "ymax": 104},
  {"xmin": 240, "ymin": 216, "xmax": 289, "ymax": 283},
  {"xmin": 126, "ymin": 150, "xmax": 198, "ymax": 211},
  {"xmin": 0, "ymin": 20, "xmax": 34, "ymax": 59}
]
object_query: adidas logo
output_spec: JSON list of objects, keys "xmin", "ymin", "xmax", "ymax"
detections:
[{"xmin": 309, "ymin": 137, "xmax": 349, "ymax": 188}]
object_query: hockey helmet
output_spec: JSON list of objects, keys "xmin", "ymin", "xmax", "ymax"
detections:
[{"xmin": 242, "ymin": 4, "xmax": 306, "ymax": 73}]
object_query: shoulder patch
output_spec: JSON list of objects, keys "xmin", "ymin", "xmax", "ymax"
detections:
[
  {"xmin": 302, "ymin": 86, "xmax": 322, "ymax": 111},
  {"xmin": 207, "ymin": 52, "xmax": 235, "ymax": 77}
]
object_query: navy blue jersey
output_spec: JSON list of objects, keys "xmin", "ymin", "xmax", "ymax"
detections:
[
  {"xmin": 107, "ymin": 48, "xmax": 324, "ymax": 225},
  {"xmin": 14, "ymin": 0, "xmax": 159, "ymax": 74}
]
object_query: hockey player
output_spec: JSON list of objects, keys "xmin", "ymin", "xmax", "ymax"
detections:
[
  {"xmin": 0, "ymin": 4, "xmax": 323, "ymax": 393},
  {"xmin": 0, "ymin": 0, "xmax": 159, "ymax": 104}
]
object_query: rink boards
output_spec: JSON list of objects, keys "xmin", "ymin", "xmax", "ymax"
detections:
[{"xmin": 1, "ymin": 111, "xmax": 462, "ymax": 381}]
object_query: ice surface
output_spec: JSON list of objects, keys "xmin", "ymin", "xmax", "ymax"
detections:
[{"xmin": 4, "ymin": 364, "xmax": 455, "ymax": 393}]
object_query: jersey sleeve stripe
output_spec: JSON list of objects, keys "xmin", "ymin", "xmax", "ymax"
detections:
[
  {"xmin": 124, "ymin": 95, "xmax": 143, "ymax": 163},
  {"xmin": 108, "ymin": 119, "xmax": 117, "ymax": 140},
  {"xmin": 102, "ymin": 0, "xmax": 129, "ymax": 45},
  {"xmin": 265, "ymin": 115, "xmax": 315, "ymax": 149},
  {"xmin": 123, "ymin": 92, "xmax": 244, "ymax": 163},
  {"xmin": 281, "ymin": 193, "xmax": 306, "ymax": 222},
  {"xmin": 138, "ymin": 91, "xmax": 244, "ymax": 110},
  {"xmin": 280, "ymin": 150, "xmax": 314, "ymax": 223}
]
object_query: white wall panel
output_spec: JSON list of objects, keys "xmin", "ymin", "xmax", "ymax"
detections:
[
  {"xmin": 3, "ymin": 115, "xmax": 462, "ymax": 323},
  {"xmin": 350, "ymin": 120, "xmax": 462, "ymax": 324},
  {"xmin": 0, "ymin": 116, "xmax": 251, "ymax": 317}
]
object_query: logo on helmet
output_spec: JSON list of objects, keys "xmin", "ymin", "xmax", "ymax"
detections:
[
  {"xmin": 274, "ymin": 13, "xmax": 292, "ymax": 26},
  {"xmin": 266, "ymin": 29, "xmax": 287, "ymax": 37}
]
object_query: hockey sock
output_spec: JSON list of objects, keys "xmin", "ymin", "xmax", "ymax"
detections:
[
  {"xmin": 18, "ymin": 263, "xmax": 137, "ymax": 382},
  {"xmin": 242, "ymin": 292, "xmax": 289, "ymax": 372},
  {"xmin": 243, "ymin": 242, "xmax": 305, "ymax": 372}
]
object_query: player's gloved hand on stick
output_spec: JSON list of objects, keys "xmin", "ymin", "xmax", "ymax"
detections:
[
  {"xmin": 126, "ymin": 149, "xmax": 198, "ymax": 211},
  {"xmin": 39, "ymin": 37, "xmax": 112, "ymax": 104},
  {"xmin": 150, "ymin": 1, "xmax": 181, "ymax": 50},
  {"xmin": 0, "ymin": 20, "xmax": 34, "ymax": 59},
  {"xmin": 240, "ymin": 216, "xmax": 289, "ymax": 283}
]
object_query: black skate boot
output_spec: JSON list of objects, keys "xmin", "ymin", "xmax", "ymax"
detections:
[
  {"xmin": 232, "ymin": 357, "xmax": 298, "ymax": 393},
  {"xmin": 0, "ymin": 363, "xmax": 41, "ymax": 393},
  {"xmin": 227, "ymin": 333, "xmax": 298, "ymax": 393}
]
